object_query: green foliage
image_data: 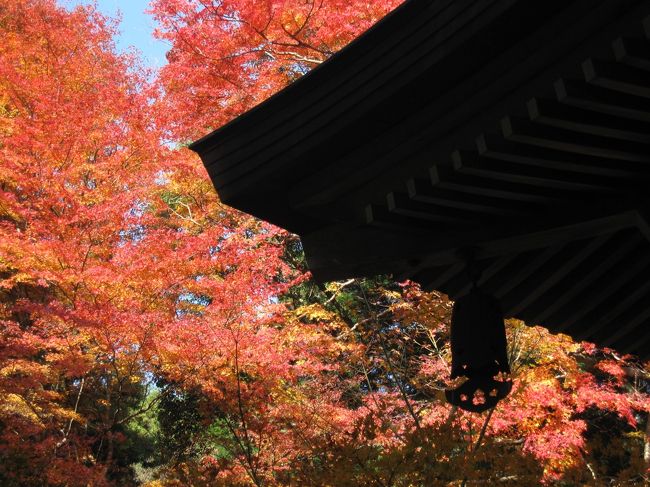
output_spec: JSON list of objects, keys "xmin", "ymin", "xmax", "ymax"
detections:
[{"xmin": 156, "ymin": 385, "xmax": 205, "ymax": 464}]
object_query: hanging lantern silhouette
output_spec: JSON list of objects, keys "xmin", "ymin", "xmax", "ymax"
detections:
[{"xmin": 445, "ymin": 283, "xmax": 512, "ymax": 413}]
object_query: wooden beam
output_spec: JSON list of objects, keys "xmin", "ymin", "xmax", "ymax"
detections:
[
  {"xmin": 474, "ymin": 211, "xmax": 643, "ymax": 259},
  {"xmin": 493, "ymin": 244, "xmax": 565, "ymax": 304},
  {"xmin": 526, "ymin": 232, "xmax": 642, "ymax": 324},
  {"xmin": 478, "ymin": 131, "xmax": 650, "ymax": 183},
  {"xmin": 555, "ymin": 251, "xmax": 650, "ymax": 333},
  {"xmin": 527, "ymin": 97, "xmax": 650, "ymax": 144},
  {"xmin": 453, "ymin": 254, "xmax": 518, "ymax": 297},
  {"xmin": 405, "ymin": 211, "xmax": 641, "ymax": 276},
  {"xmin": 600, "ymin": 306, "xmax": 650, "ymax": 347},
  {"xmin": 615, "ymin": 327, "xmax": 650, "ymax": 358},
  {"xmin": 612, "ymin": 37, "xmax": 650, "ymax": 72},
  {"xmin": 501, "ymin": 116, "xmax": 650, "ymax": 163},
  {"xmin": 583, "ymin": 58, "xmax": 650, "ymax": 99},
  {"xmin": 405, "ymin": 178, "xmax": 536, "ymax": 214},
  {"xmin": 308, "ymin": 208, "xmax": 644, "ymax": 285},
  {"xmin": 575, "ymin": 276, "xmax": 650, "ymax": 340},
  {"xmin": 421, "ymin": 262, "xmax": 466, "ymax": 292},
  {"xmin": 365, "ymin": 203, "xmax": 443, "ymax": 230},
  {"xmin": 504, "ymin": 234, "xmax": 610, "ymax": 316},
  {"xmin": 387, "ymin": 191, "xmax": 488, "ymax": 221},
  {"xmin": 452, "ymin": 149, "xmax": 615, "ymax": 191},
  {"xmin": 430, "ymin": 164, "xmax": 571, "ymax": 203},
  {"xmin": 555, "ymin": 78, "xmax": 650, "ymax": 122}
]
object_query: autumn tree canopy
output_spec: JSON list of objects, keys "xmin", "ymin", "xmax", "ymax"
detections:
[
  {"xmin": 150, "ymin": 0, "xmax": 403, "ymax": 141},
  {"xmin": 0, "ymin": 0, "xmax": 648, "ymax": 485}
]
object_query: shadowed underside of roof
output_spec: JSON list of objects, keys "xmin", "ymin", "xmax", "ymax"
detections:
[{"xmin": 191, "ymin": 0, "xmax": 650, "ymax": 359}]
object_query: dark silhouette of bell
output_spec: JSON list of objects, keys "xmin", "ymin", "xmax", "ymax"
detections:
[{"xmin": 445, "ymin": 287, "xmax": 512, "ymax": 413}]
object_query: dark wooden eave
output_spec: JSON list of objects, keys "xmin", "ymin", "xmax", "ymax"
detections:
[{"xmin": 190, "ymin": 0, "xmax": 650, "ymax": 359}]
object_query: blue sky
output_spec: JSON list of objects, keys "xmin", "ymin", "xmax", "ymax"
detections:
[{"xmin": 64, "ymin": 0, "xmax": 169, "ymax": 68}]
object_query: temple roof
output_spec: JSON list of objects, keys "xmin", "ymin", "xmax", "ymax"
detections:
[{"xmin": 191, "ymin": 0, "xmax": 650, "ymax": 359}]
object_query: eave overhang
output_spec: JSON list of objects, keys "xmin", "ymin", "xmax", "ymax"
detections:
[{"xmin": 191, "ymin": 0, "xmax": 650, "ymax": 359}]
